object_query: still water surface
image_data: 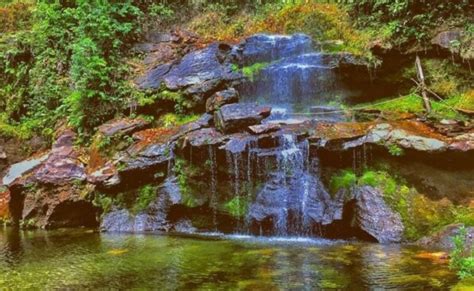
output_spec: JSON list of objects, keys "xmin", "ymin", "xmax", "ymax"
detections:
[{"xmin": 0, "ymin": 227, "xmax": 461, "ymax": 289}]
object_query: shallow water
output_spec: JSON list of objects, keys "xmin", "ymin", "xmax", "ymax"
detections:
[{"xmin": 0, "ymin": 227, "xmax": 460, "ymax": 289}]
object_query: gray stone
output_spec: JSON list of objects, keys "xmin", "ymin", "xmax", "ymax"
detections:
[
  {"xmin": 354, "ymin": 186, "xmax": 404, "ymax": 243},
  {"xmin": 248, "ymin": 123, "xmax": 281, "ymax": 135},
  {"xmin": 418, "ymin": 224, "xmax": 474, "ymax": 252},
  {"xmin": 101, "ymin": 177, "xmax": 183, "ymax": 233},
  {"xmin": 214, "ymin": 103, "xmax": 272, "ymax": 134},
  {"xmin": 206, "ymin": 88, "xmax": 239, "ymax": 113}
]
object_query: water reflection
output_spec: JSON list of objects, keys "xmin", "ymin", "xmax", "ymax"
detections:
[{"xmin": 0, "ymin": 228, "xmax": 459, "ymax": 289}]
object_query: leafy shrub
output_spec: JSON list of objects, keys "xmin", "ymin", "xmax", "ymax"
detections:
[
  {"xmin": 450, "ymin": 226, "xmax": 474, "ymax": 279},
  {"xmin": 0, "ymin": 1, "xmax": 32, "ymax": 33},
  {"xmin": 133, "ymin": 184, "xmax": 157, "ymax": 214},
  {"xmin": 329, "ymin": 168, "xmax": 472, "ymax": 240},
  {"xmin": 347, "ymin": 0, "xmax": 473, "ymax": 47},
  {"xmin": 224, "ymin": 196, "xmax": 248, "ymax": 218},
  {"xmin": 329, "ymin": 169, "xmax": 357, "ymax": 193}
]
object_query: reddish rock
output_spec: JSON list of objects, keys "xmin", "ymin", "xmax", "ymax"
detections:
[
  {"xmin": 35, "ymin": 130, "xmax": 86, "ymax": 185},
  {"xmin": 97, "ymin": 117, "xmax": 150, "ymax": 137},
  {"xmin": 21, "ymin": 184, "xmax": 98, "ymax": 229},
  {"xmin": 0, "ymin": 188, "xmax": 10, "ymax": 221},
  {"xmin": 2, "ymin": 153, "xmax": 49, "ymax": 187},
  {"xmin": 449, "ymin": 132, "xmax": 474, "ymax": 152}
]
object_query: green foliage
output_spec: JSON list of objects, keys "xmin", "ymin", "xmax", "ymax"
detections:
[
  {"xmin": 329, "ymin": 169, "xmax": 356, "ymax": 193},
  {"xmin": 347, "ymin": 0, "xmax": 473, "ymax": 47},
  {"xmin": 133, "ymin": 184, "xmax": 157, "ymax": 214},
  {"xmin": 224, "ymin": 196, "xmax": 248, "ymax": 218},
  {"xmin": 354, "ymin": 93, "xmax": 471, "ymax": 121},
  {"xmin": 173, "ymin": 158, "xmax": 198, "ymax": 208},
  {"xmin": 387, "ymin": 144, "xmax": 404, "ymax": 156},
  {"xmin": 0, "ymin": 1, "xmax": 144, "ymax": 138},
  {"xmin": 158, "ymin": 113, "xmax": 199, "ymax": 128},
  {"xmin": 0, "ymin": 1, "xmax": 32, "ymax": 33},
  {"xmin": 241, "ymin": 62, "xmax": 269, "ymax": 82},
  {"xmin": 329, "ymin": 168, "xmax": 472, "ymax": 240},
  {"xmin": 450, "ymin": 226, "xmax": 474, "ymax": 279},
  {"xmin": 92, "ymin": 192, "xmax": 113, "ymax": 214},
  {"xmin": 359, "ymin": 170, "xmax": 397, "ymax": 197}
]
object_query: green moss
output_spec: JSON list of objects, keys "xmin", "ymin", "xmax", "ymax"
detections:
[
  {"xmin": 173, "ymin": 158, "xmax": 200, "ymax": 208},
  {"xmin": 450, "ymin": 226, "xmax": 474, "ymax": 279},
  {"xmin": 92, "ymin": 193, "xmax": 113, "ymax": 214},
  {"xmin": 329, "ymin": 169, "xmax": 356, "ymax": 193},
  {"xmin": 387, "ymin": 144, "xmax": 405, "ymax": 156},
  {"xmin": 158, "ymin": 113, "xmax": 200, "ymax": 128},
  {"xmin": 242, "ymin": 62, "xmax": 269, "ymax": 82},
  {"xmin": 329, "ymin": 168, "xmax": 472, "ymax": 240},
  {"xmin": 354, "ymin": 93, "xmax": 470, "ymax": 121},
  {"xmin": 132, "ymin": 184, "xmax": 157, "ymax": 214},
  {"xmin": 224, "ymin": 196, "xmax": 248, "ymax": 218}
]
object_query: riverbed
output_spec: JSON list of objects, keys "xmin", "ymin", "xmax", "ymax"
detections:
[{"xmin": 0, "ymin": 227, "xmax": 460, "ymax": 289}]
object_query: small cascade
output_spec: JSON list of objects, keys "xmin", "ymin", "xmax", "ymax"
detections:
[
  {"xmin": 208, "ymin": 145, "xmax": 218, "ymax": 230},
  {"xmin": 239, "ymin": 34, "xmax": 351, "ymax": 122}
]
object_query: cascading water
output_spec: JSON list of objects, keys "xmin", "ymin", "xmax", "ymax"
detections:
[
  {"xmin": 237, "ymin": 34, "xmax": 346, "ymax": 237},
  {"xmin": 239, "ymin": 34, "xmax": 349, "ymax": 123}
]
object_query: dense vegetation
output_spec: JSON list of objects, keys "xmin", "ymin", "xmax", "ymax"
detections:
[
  {"xmin": 1, "ymin": 0, "xmax": 472, "ymax": 282},
  {"xmin": 1, "ymin": 0, "xmax": 472, "ymax": 142}
]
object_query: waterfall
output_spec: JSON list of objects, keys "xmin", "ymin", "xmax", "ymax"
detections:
[
  {"xmin": 239, "ymin": 34, "xmax": 349, "ymax": 123},
  {"xmin": 208, "ymin": 145, "xmax": 218, "ymax": 230}
]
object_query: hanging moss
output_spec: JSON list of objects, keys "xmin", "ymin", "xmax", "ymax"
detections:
[{"xmin": 224, "ymin": 196, "xmax": 248, "ymax": 218}]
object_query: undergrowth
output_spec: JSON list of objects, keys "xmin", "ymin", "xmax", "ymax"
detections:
[{"xmin": 330, "ymin": 168, "xmax": 474, "ymax": 240}]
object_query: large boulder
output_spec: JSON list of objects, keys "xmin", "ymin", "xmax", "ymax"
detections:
[
  {"xmin": 354, "ymin": 186, "xmax": 404, "ymax": 243},
  {"xmin": 97, "ymin": 117, "xmax": 150, "ymax": 137},
  {"xmin": 249, "ymin": 171, "xmax": 342, "ymax": 233},
  {"xmin": 35, "ymin": 130, "xmax": 86, "ymax": 185},
  {"xmin": 418, "ymin": 224, "xmax": 474, "ymax": 252},
  {"xmin": 137, "ymin": 42, "xmax": 241, "ymax": 102},
  {"xmin": 214, "ymin": 103, "xmax": 271, "ymax": 134},
  {"xmin": 101, "ymin": 177, "xmax": 182, "ymax": 232},
  {"xmin": 205, "ymin": 88, "xmax": 239, "ymax": 113},
  {"xmin": 2, "ymin": 154, "xmax": 49, "ymax": 187},
  {"xmin": 431, "ymin": 29, "xmax": 474, "ymax": 60},
  {"xmin": 21, "ymin": 184, "xmax": 98, "ymax": 229}
]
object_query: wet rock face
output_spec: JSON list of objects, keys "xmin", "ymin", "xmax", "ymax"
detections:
[
  {"xmin": 240, "ymin": 33, "xmax": 313, "ymax": 65},
  {"xmin": 137, "ymin": 42, "xmax": 241, "ymax": 103},
  {"xmin": 101, "ymin": 177, "xmax": 182, "ymax": 232},
  {"xmin": 418, "ymin": 224, "xmax": 474, "ymax": 252},
  {"xmin": 35, "ymin": 130, "xmax": 86, "ymax": 185},
  {"xmin": 354, "ymin": 186, "xmax": 404, "ymax": 243},
  {"xmin": 206, "ymin": 88, "xmax": 239, "ymax": 113},
  {"xmin": 214, "ymin": 103, "xmax": 272, "ymax": 134},
  {"xmin": 21, "ymin": 185, "xmax": 98, "ymax": 229},
  {"xmin": 249, "ymin": 172, "xmax": 342, "ymax": 233}
]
